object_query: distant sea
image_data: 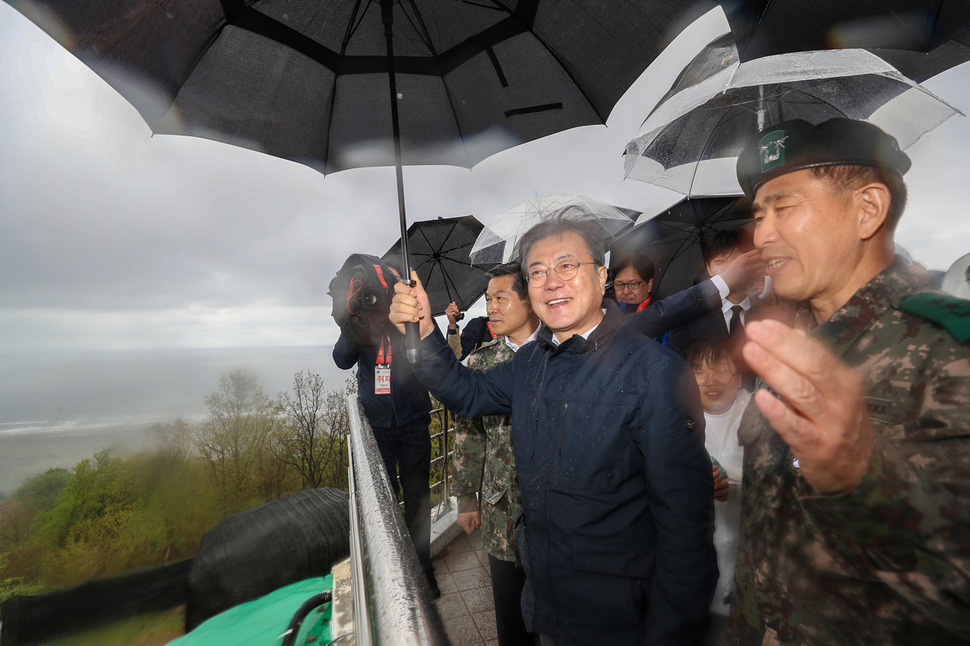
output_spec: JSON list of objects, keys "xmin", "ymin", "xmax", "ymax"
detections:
[{"xmin": 0, "ymin": 346, "xmax": 351, "ymax": 495}]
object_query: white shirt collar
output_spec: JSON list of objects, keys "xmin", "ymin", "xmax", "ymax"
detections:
[
  {"xmin": 721, "ymin": 296, "xmax": 752, "ymax": 314},
  {"xmin": 505, "ymin": 323, "xmax": 541, "ymax": 353},
  {"xmin": 721, "ymin": 297, "xmax": 751, "ymax": 329}
]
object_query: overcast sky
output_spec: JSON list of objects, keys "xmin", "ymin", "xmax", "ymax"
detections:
[{"xmin": 2, "ymin": 4, "xmax": 969, "ymax": 356}]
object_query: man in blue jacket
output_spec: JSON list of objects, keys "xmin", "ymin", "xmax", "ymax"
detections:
[{"xmin": 390, "ymin": 217, "xmax": 717, "ymax": 645}]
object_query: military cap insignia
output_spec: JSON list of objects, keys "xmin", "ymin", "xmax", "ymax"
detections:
[{"xmin": 758, "ymin": 129, "xmax": 788, "ymax": 173}]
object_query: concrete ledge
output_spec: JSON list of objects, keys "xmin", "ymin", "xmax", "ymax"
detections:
[
  {"xmin": 329, "ymin": 558, "xmax": 355, "ymax": 646},
  {"xmin": 431, "ymin": 497, "xmax": 461, "ymax": 558}
]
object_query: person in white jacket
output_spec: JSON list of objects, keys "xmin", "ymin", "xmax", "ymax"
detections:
[{"xmin": 686, "ymin": 336, "xmax": 750, "ymax": 646}]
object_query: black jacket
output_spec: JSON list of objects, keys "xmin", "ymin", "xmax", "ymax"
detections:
[
  {"xmin": 408, "ymin": 303, "xmax": 717, "ymax": 645},
  {"xmin": 333, "ymin": 325, "xmax": 431, "ymax": 428},
  {"xmin": 623, "ymin": 278, "xmax": 721, "ymax": 338}
]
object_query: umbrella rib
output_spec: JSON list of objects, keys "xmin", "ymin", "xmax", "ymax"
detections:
[
  {"xmin": 326, "ymin": 0, "xmax": 372, "ymax": 171},
  {"xmin": 155, "ymin": 1, "xmax": 279, "ymax": 110},
  {"xmin": 685, "ymin": 103, "xmax": 740, "ymax": 198},
  {"xmin": 739, "ymin": 0, "xmax": 775, "ymax": 61},
  {"xmin": 340, "ymin": 0, "xmax": 371, "ymax": 55},
  {"xmin": 400, "ymin": 0, "xmax": 437, "ymax": 54},
  {"xmin": 488, "ymin": 0, "xmax": 608, "ymax": 122}
]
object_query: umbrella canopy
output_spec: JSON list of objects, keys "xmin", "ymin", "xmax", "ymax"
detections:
[
  {"xmin": 6, "ymin": 0, "xmax": 710, "ymax": 175},
  {"xmin": 720, "ymin": 0, "xmax": 970, "ymax": 81},
  {"xmin": 470, "ymin": 194, "xmax": 637, "ymax": 266},
  {"xmin": 941, "ymin": 251, "xmax": 970, "ymax": 299},
  {"xmin": 623, "ymin": 34, "xmax": 961, "ymax": 197},
  {"xmin": 383, "ymin": 216, "xmax": 489, "ymax": 316},
  {"xmin": 6, "ymin": 0, "xmax": 714, "ymax": 357},
  {"xmin": 611, "ymin": 197, "xmax": 752, "ymax": 299}
]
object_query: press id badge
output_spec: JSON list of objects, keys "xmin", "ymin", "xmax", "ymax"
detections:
[
  {"xmin": 375, "ymin": 337, "xmax": 392, "ymax": 395},
  {"xmin": 375, "ymin": 364, "xmax": 391, "ymax": 394}
]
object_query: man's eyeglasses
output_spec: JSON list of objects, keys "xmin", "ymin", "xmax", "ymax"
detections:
[
  {"xmin": 692, "ymin": 366, "xmax": 737, "ymax": 385},
  {"xmin": 527, "ymin": 260, "xmax": 597, "ymax": 287},
  {"xmin": 614, "ymin": 280, "xmax": 644, "ymax": 292}
]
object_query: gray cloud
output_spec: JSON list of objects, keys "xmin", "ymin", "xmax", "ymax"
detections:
[{"xmin": 1, "ymin": 4, "xmax": 969, "ymax": 356}]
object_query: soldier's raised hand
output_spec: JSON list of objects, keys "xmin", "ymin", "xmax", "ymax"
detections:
[{"xmin": 742, "ymin": 318, "xmax": 875, "ymax": 494}]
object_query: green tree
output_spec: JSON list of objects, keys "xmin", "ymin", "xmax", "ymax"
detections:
[
  {"xmin": 33, "ymin": 451, "xmax": 135, "ymax": 550},
  {"xmin": 14, "ymin": 468, "xmax": 72, "ymax": 512},
  {"xmin": 151, "ymin": 418, "xmax": 194, "ymax": 463},
  {"xmin": 192, "ymin": 369, "xmax": 280, "ymax": 512},
  {"xmin": 275, "ymin": 371, "xmax": 328, "ymax": 488},
  {"xmin": 274, "ymin": 373, "xmax": 353, "ymax": 490},
  {"xmin": 0, "ymin": 469, "xmax": 72, "ymax": 550},
  {"xmin": 23, "ymin": 450, "xmax": 139, "ymax": 584}
]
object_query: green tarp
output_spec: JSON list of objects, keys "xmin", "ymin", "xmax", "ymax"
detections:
[{"xmin": 168, "ymin": 575, "xmax": 332, "ymax": 646}]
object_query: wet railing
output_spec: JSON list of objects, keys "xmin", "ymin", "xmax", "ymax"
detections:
[{"xmin": 346, "ymin": 396, "xmax": 449, "ymax": 645}]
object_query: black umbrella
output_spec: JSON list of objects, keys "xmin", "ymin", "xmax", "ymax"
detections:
[
  {"xmin": 6, "ymin": 0, "xmax": 714, "ymax": 356},
  {"xmin": 384, "ymin": 216, "xmax": 489, "ymax": 317},
  {"xmin": 720, "ymin": 0, "xmax": 970, "ymax": 81},
  {"xmin": 611, "ymin": 197, "xmax": 752, "ymax": 299}
]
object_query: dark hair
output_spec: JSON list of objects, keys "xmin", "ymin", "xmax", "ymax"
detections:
[
  {"xmin": 611, "ymin": 253, "xmax": 655, "ymax": 283},
  {"xmin": 684, "ymin": 336, "xmax": 735, "ymax": 371},
  {"xmin": 703, "ymin": 228, "xmax": 753, "ymax": 265},
  {"xmin": 486, "ymin": 262, "xmax": 529, "ymax": 299},
  {"xmin": 517, "ymin": 207, "xmax": 606, "ymax": 275},
  {"xmin": 810, "ymin": 165, "xmax": 908, "ymax": 229}
]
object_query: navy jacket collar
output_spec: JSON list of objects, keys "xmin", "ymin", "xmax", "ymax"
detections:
[{"xmin": 536, "ymin": 300, "xmax": 625, "ymax": 355}]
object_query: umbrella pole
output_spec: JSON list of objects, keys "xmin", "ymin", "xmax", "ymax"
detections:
[
  {"xmin": 382, "ymin": 0, "xmax": 421, "ymax": 363},
  {"xmin": 757, "ymin": 84, "xmax": 765, "ymax": 131}
]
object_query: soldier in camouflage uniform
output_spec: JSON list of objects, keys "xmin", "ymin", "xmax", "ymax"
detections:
[
  {"xmin": 452, "ymin": 263, "xmax": 539, "ymax": 646},
  {"xmin": 727, "ymin": 118, "xmax": 970, "ymax": 645}
]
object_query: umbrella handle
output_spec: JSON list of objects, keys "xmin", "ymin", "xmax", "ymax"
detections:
[
  {"xmin": 405, "ymin": 320, "xmax": 421, "ymax": 365},
  {"xmin": 403, "ymin": 274, "xmax": 421, "ymax": 364}
]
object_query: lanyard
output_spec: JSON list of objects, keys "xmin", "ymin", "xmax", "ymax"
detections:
[{"xmin": 376, "ymin": 336, "xmax": 393, "ymax": 364}]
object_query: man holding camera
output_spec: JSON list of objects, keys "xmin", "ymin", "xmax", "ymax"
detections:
[{"xmin": 331, "ymin": 255, "xmax": 438, "ymax": 597}]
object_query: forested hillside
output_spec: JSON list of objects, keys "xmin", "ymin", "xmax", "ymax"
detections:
[{"xmin": 0, "ymin": 369, "xmax": 354, "ymax": 602}]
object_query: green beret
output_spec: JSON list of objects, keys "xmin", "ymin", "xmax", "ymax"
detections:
[{"xmin": 736, "ymin": 118, "xmax": 911, "ymax": 197}]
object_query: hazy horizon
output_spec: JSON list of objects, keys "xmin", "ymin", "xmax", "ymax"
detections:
[
  {"xmin": 0, "ymin": 345, "xmax": 351, "ymax": 431},
  {"xmin": 0, "ymin": 344, "xmax": 357, "ymax": 495}
]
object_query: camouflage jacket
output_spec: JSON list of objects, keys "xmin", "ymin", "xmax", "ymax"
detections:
[
  {"xmin": 452, "ymin": 337, "xmax": 521, "ymax": 563},
  {"xmin": 727, "ymin": 262, "xmax": 970, "ymax": 645}
]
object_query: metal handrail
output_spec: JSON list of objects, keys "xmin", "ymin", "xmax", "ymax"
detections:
[
  {"xmin": 346, "ymin": 395, "xmax": 449, "ymax": 645},
  {"xmin": 428, "ymin": 405, "xmax": 454, "ymax": 520}
]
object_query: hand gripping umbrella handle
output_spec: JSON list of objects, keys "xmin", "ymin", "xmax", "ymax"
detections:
[{"xmin": 403, "ymin": 277, "xmax": 421, "ymax": 365}]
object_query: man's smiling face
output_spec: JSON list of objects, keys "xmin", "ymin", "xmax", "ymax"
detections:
[
  {"xmin": 752, "ymin": 168, "xmax": 863, "ymax": 314},
  {"xmin": 485, "ymin": 274, "xmax": 533, "ymax": 339},
  {"xmin": 526, "ymin": 231, "xmax": 607, "ymax": 343}
]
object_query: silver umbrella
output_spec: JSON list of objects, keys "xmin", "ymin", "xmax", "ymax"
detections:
[
  {"xmin": 470, "ymin": 193, "xmax": 636, "ymax": 266},
  {"xmin": 623, "ymin": 33, "xmax": 961, "ymax": 197}
]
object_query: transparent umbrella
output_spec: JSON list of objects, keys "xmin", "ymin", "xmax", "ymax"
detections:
[
  {"xmin": 623, "ymin": 33, "xmax": 962, "ymax": 197},
  {"xmin": 470, "ymin": 194, "xmax": 636, "ymax": 266}
]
